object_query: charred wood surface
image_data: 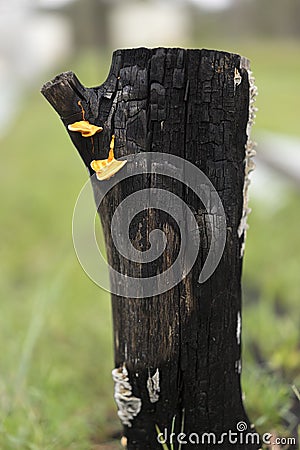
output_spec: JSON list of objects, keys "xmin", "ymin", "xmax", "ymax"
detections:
[{"xmin": 42, "ymin": 47, "xmax": 259, "ymax": 450}]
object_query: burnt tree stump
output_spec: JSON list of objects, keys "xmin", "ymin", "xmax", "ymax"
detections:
[{"xmin": 41, "ymin": 47, "xmax": 258, "ymax": 449}]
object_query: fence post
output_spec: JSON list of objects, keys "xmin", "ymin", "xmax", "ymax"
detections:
[{"xmin": 41, "ymin": 47, "xmax": 258, "ymax": 450}]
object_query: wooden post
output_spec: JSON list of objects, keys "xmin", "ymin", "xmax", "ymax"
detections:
[{"xmin": 41, "ymin": 47, "xmax": 259, "ymax": 449}]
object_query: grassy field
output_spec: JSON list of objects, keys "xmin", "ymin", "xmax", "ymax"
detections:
[{"xmin": 0, "ymin": 41, "xmax": 299, "ymax": 449}]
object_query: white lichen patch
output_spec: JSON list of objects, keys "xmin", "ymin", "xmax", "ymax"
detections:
[
  {"xmin": 238, "ymin": 60, "xmax": 258, "ymax": 256},
  {"xmin": 112, "ymin": 364, "xmax": 142, "ymax": 427},
  {"xmin": 147, "ymin": 368, "xmax": 160, "ymax": 403},
  {"xmin": 235, "ymin": 359, "xmax": 242, "ymax": 374},
  {"xmin": 234, "ymin": 68, "xmax": 242, "ymax": 92},
  {"xmin": 236, "ymin": 311, "xmax": 241, "ymax": 346}
]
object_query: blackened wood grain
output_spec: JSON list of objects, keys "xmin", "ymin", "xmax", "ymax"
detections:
[{"xmin": 42, "ymin": 47, "xmax": 259, "ymax": 450}]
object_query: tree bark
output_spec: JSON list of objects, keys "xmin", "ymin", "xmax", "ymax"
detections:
[{"xmin": 41, "ymin": 47, "xmax": 259, "ymax": 449}]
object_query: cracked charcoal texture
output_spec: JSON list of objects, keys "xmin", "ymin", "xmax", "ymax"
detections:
[{"xmin": 41, "ymin": 48, "xmax": 259, "ymax": 450}]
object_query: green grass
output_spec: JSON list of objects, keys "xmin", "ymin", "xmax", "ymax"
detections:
[
  {"xmin": 0, "ymin": 41, "xmax": 299, "ymax": 448},
  {"xmin": 0, "ymin": 51, "xmax": 119, "ymax": 449},
  {"xmin": 242, "ymin": 193, "xmax": 300, "ymax": 437}
]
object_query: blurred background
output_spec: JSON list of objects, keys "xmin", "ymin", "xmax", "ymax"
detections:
[{"xmin": 0, "ymin": 0, "xmax": 299, "ymax": 448}]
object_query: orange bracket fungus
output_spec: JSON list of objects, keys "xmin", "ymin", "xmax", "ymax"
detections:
[
  {"xmin": 90, "ymin": 134, "xmax": 127, "ymax": 181},
  {"xmin": 68, "ymin": 100, "xmax": 103, "ymax": 137}
]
